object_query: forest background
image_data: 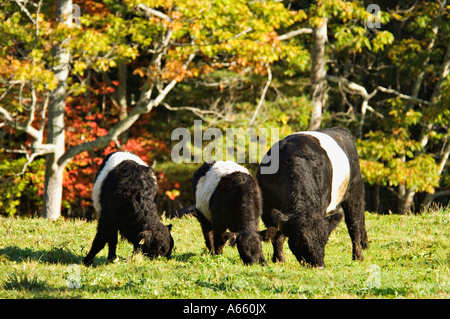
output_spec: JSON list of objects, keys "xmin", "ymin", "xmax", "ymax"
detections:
[{"xmin": 0, "ymin": 0, "xmax": 449, "ymax": 220}]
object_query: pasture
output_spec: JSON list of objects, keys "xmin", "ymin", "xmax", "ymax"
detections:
[{"xmin": 0, "ymin": 206, "xmax": 449, "ymax": 299}]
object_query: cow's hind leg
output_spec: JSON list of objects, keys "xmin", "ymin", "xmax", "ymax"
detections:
[
  {"xmin": 341, "ymin": 178, "xmax": 368, "ymax": 261},
  {"xmin": 107, "ymin": 229, "xmax": 119, "ymax": 262},
  {"xmin": 195, "ymin": 210, "xmax": 215, "ymax": 253}
]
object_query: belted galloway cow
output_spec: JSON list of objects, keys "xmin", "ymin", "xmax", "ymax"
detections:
[
  {"xmin": 192, "ymin": 160, "xmax": 274, "ymax": 265},
  {"xmin": 257, "ymin": 127, "xmax": 368, "ymax": 267}
]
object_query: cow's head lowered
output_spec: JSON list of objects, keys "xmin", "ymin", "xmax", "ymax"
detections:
[
  {"xmin": 271, "ymin": 209, "xmax": 342, "ymax": 267},
  {"xmin": 138, "ymin": 224, "xmax": 174, "ymax": 259}
]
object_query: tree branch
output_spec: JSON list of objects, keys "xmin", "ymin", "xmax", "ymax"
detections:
[
  {"xmin": 161, "ymin": 103, "xmax": 229, "ymax": 122},
  {"xmin": 13, "ymin": 0, "xmax": 36, "ymax": 24},
  {"xmin": 57, "ymin": 53, "xmax": 197, "ymax": 167},
  {"xmin": 327, "ymin": 75, "xmax": 434, "ymax": 106},
  {"xmin": 249, "ymin": 65, "xmax": 272, "ymax": 127},
  {"xmin": 136, "ymin": 4, "xmax": 173, "ymax": 22},
  {"xmin": 278, "ymin": 28, "xmax": 313, "ymax": 41},
  {"xmin": 0, "ymin": 105, "xmax": 41, "ymax": 141},
  {"xmin": 376, "ymin": 86, "xmax": 431, "ymax": 105}
]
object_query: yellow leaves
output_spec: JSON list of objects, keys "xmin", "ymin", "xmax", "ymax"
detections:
[
  {"xmin": 358, "ymin": 131, "xmax": 440, "ymax": 193},
  {"xmin": 96, "ymin": 59, "xmax": 117, "ymax": 72},
  {"xmin": 36, "ymin": 13, "xmax": 45, "ymax": 24},
  {"xmin": 170, "ymin": 11, "xmax": 183, "ymax": 20},
  {"xmin": 1, "ymin": 56, "xmax": 57, "ymax": 91},
  {"xmin": 360, "ymin": 157, "xmax": 439, "ymax": 193},
  {"xmin": 161, "ymin": 60, "xmax": 192, "ymax": 82},
  {"xmin": 291, "ymin": 9, "xmax": 307, "ymax": 22},
  {"xmin": 190, "ymin": 68, "xmax": 200, "ymax": 77},
  {"xmin": 359, "ymin": 159, "xmax": 389, "ymax": 186},
  {"xmin": 169, "ymin": 20, "xmax": 184, "ymax": 32},
  {"xmin": 277, "ymin": 113, "xmax": 289, "ymax": 125},
  {"xmin": 262, "ymin": 31, "xmax": 280, "ymax": 47},
  {"xmin": 136, "ymin": 56, "xmax": 204, "ymax": 83},
  {"xmin": 391, "ymin": 12, "xmax": 403, "ymax": 21},
  {"xmin": 0, "ymin": 56, "xmax": 21, "ymax": 78},
  {"xmin": 133, "ymin": 67, "xmax": 147, "ymax": 78},
  {"xmin": 315, "ymin": 17, "xmax": 327, "ymax": 28},
  {"xmin": 73, "ymin": 60, "xmax": 88, "ymax": 76}
]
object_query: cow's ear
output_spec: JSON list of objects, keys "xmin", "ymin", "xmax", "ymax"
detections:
[
  {"xmin": 222, "ymin": 232, "xmax": 238, "ymax": 246},
  {"xmin": 270, "ymin": 209, "xmax": 289, "ymax": 230},
  {"xmin": 258, "ymin": 227, "xmax": 278, "ymax": 242},
  {"xmin": 326, "ymin": 212, "xmax": 343, "ymax": 234},
  {"xmin": 138, "ymin": 230, "xmax": 152, "ymax": 245}
]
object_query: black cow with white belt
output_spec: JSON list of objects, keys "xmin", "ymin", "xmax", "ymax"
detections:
[
  {"xmin": 192, "ymin": 160, "xmax": 274, "ymax": 265},
  {"xmin": 256, "ymin": 127, "xmax": 368, "ymax": 267}
]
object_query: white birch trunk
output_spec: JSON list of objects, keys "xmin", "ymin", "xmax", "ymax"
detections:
[
  {"xmin": 43, "ymin": 0, "xmax": 72, "ymax": 219},
  {"xmin": 308, "ymin": 18, "xmax": 327, "ymax": 131}
]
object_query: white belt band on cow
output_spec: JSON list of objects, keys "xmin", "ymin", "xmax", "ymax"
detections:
[{"xmin": 296, "ymin": 131, "xmax": 350, "ymax": 213}]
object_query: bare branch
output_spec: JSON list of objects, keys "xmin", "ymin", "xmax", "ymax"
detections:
[
  {"xmin": 34, "ymin": 0, "xmax": 43, "ymax": 44},
  {"xmin": 227, "ymin": 27, "xmax": 253, "ymax": 42},
  {"xmin": 327, "ymin": 75, "xmax": 369, "ymax": 97},
  {"xmin": 13, "ymin": 0, "xmax": 36, "ymax": 24},
  {"xmin": 136, "ymin": 4, "xmax": 173, "ymax": 22},
  {"xmin": 249, "ymin": 65, "xmax": 272, "ymax": 127},
  {"xmin": 15, "ymin": 151, "xmax": 40, "ymax": 176},
  {"xmin": 0, "ymin": 105, "xmax": 41, "ymax": 141},
  {"xmin": 162, "ymin": 103, "xmax": 229, "ymax": 122},
  {"xmin": 58, "ymin": 53, "xmax": 197, "ymax": 167},
  {"xmin": 5, "ymin": 146, "xmax": 50, "ymax": 176},
  {"xmin": 376, "ymin": 86, "xmax": 431, "ymax": 105},
  {"xmin": 0, "ymin": 86, "xmax": 54, "ymax": 169},
  {"xmin": 328, "ymin": 76, "xmax": 379, "ymax": 137},
  {"xmin": 328, "ymin": 75, "xmax": 432, "ymax": 105},
  {"xmin": 278, "ymin": 28, "xmax": 313, "ymax": 41}
]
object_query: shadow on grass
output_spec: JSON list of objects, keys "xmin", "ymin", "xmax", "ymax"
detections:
[
  {"xmin": 356, "ymin": 286, "xmax": 411, "ymax": 298},
  {"xmin": 0, "ymin": 245, "xmax": 98, "ymax": 265},
  {"xmin": 173, "ymin": 252, "xmax": 196, "ymax": 262}
]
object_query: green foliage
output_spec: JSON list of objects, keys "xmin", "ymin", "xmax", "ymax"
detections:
[
  {"xmin": 0, "ymin": 0, "xmax": 449, "ymax": 216},
  {"xmin": 357, "ymin": 128, "xmax": 440, "ymax": 193},
  {"xmin": 0, "ymin": 158, "xmax": 45, "ymax": 217},
  {"xmin": 0, "ymin": 206, "xmax": 449, "ymax": 298}
]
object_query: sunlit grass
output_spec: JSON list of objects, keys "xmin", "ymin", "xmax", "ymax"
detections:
[{"xmin": 0, "ymin": 205, "xmax": 449, "ymax": 298}]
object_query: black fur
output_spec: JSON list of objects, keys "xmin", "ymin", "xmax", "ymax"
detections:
[
  {"xmin": 83, "ymin": 153, "xmax": 174, "ymax": 266},
  {"xmin": 192, "ymin": 161, "xmax": 274, "ymax": 265},
  {"xmin": 257, "ymin": 127, "xmax": 368, "ymax": 267}
]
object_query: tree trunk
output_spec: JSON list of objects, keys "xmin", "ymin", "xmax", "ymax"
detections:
[
  {"xmin": 117, "ymin": 63, "xmax": 129, "ymax": 143},
  {"xmin": 308, "ymin": 18, "xmax": 327, "ymax": 131},
  {"xmin": 43, "ymin": 0, "xmax": 72, "ymax": 219},
  {"xmin": 397, "ymin": 185, "xmax": 416, "ymax": 214}
]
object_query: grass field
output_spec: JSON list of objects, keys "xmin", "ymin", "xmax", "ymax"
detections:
[{"xmin": 0, "ymin": 206, "xmax": 449, "ymax": 299}]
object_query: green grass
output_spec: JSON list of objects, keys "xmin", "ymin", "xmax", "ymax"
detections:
[{"xmin": 1, "ymin": 206, "xmax": 449, "ymax": 299}]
